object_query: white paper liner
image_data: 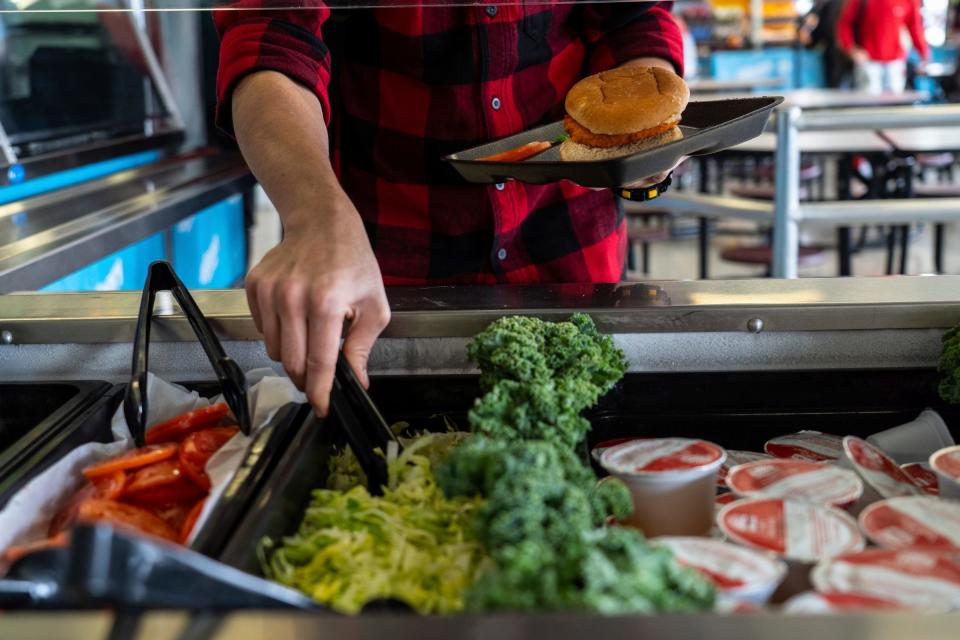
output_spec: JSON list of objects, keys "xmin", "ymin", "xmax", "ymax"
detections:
[{"xmin": 0, "ymin": 368, "xmax": 304, "ymax": 555}]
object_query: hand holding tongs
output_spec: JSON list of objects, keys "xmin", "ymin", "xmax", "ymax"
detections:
[
  {"xmin": 124, "ymin": 261, "xmax": 251, "ymax": 448},
  {"xmin": 329, "ymin": 352, "xmax": 401, "ymax": 495}
]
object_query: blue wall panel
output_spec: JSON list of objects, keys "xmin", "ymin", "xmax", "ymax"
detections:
[
  {"xmin": 41, "ymin": 232, "xmax": 167, "ymax": 292},
  {"xmin": 171, "ymin": 194, "xmax": 247, "ymax": 289}
]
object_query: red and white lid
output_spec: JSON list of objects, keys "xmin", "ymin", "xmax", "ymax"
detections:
[
  {"xmin": 601, "ymin": 438, "xmax": 726, "ymax": 476},
  {"xmin": 783, "ymin": 591, "xmax": 903, "ymax": 614},
  {"xmin": 859, "ymin": 496, "xmax": 960, "ymax": 552},
  {"xmin": 901, "ymin": 462, "xmax": 940, "ymax": 496},
  {"xmin": 930, "ymin": 445, "xmax": 960, "ymax": 482},
  {"xmin": 812, "ymin": 548, "xmax": 960, "ymax": 611},
  {"xmin": 716, "ymin": 492, "xmax": 740, "ymax": 506},
  {"xmin": 765, "ymin": 431, "xmax": 844, "ymax": 462},
  {"xmin": 717, "ymin": 498, "xmax": 865, "ymax": 563},
  {"xmin": 843, "ymin": 436, "xmax": 923, "ymax": 499},
  {"xmin": 726, "ymin": 459, "xmax": 863, "ymax": 508},
  {"xmin": 590, "ymin": 437, "xmax": 641, "ymax": 463},
  {"xmin": 718, "ymin": 450, "xmax": 773, "ymax": 488},
  {"xmin": 655, "ymin": 536, "xmax": 787, "ymax": 594}
]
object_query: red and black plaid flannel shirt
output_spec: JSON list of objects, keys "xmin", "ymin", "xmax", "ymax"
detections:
[{"xmin": 215, "ymin": 1, "xmax": 683, "ymax": 285}]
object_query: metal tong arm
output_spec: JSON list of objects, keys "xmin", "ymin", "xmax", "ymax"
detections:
[
  {"xmin": 330, "ymin": 352, "xmax": 401, "ymax": 494},
  {"xmin": 124, "ymin": 261, "xmax": 251, "ymax": 447}
]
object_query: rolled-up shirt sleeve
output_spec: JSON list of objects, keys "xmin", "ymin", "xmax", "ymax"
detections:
[
  {"xmin": 579, "ymin": 1, "xmax": 685, "ymax": 77},
  {"xmin": 214, "ymin": 0, "xmax": 332, "ymax": 135}
]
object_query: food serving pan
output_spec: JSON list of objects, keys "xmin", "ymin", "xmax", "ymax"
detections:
[
  {"xmin": 214, "ymin": 367, "xmax": 957, "ymax": 610},
  {"xmin": 0, "ymin": 380, "xmax": 111, "ymax": 505},
  {"xmin": 444, "ymin": 97, "xmax": 783, "ymax": 188}
]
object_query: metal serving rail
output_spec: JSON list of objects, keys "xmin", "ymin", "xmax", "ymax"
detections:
[
  {"xmin": 1, "ymin": 278, "xmax": 960, "ymax": 637},
  {"xmin": 1, "ymin": 276, "xmax": 958, "ymax": 382},
  {"xmin": 0, "ymin": 150, "xmax": 254, "ymax": 292},
  {"xmin": 652, "ymin": 103, "xmax": 960, "ymax": 279}
]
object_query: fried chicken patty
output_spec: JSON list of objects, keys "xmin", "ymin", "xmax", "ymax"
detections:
[{"xmin": 563, "ymin": 115, "xmax": 681, "ymax": 148}]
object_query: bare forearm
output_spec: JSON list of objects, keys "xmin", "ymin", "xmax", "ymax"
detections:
[{"xmin": 232, "ymin": 71, "xmax": 348, "ymax": 230}]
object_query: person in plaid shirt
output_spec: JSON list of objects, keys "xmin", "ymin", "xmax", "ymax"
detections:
[{"xmin": 215, "ymin": 1, "xmax": 684, "ymax": 415}]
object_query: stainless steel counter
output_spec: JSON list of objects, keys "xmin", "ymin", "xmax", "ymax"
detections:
[
  {"xmin": 0, "ymin": 150, "xmax": 253, "ymax": 293},
  {"xmin": 2, "ymin": 609, "xmax": 960, "ymax": 640},
  {"xmin": 0, "ymin": 276, "xmax": 957, "ymax": 381}
]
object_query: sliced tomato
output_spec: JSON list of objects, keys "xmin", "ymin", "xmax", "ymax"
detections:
[
  {"xmin": 82, "ymin": 443, "xmax": 177, "ymax": 480},
  {"xmin": 178, "ymin": 426, "xmax": 240, "ymax": 491},
  {"xmin": 145, "ymin": 403, "xmax": 231, "ymax": 445},
  {"xmin": 48, "ymin": 482, "xmax": 98, "ymax": 537},
  {"xmin": 151, "ymin": 500, "xmax": 197, "ymax": 532},
  {"xmin": 91, "ymin": 470, "xmax": 128, "ymax": 500},
  {"xmin": 3, "ymin": 531, "xmax": 69, "ymax": 567},
  {"xmin": 76, "ymin": 499, "xmax": 178, "ymax": 542},
  {"xmin": 123, "ymin": 459, "xmax": 205, "ymax": 505},
  {"xmin": 179, "ymin": 499, "xmax": 206, "ymax": 544}
]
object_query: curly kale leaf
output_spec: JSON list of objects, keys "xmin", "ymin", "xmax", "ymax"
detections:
[
  {"xmin": 939, "ymin": 325, "xmax": 960, "ymax": 404},
  {"xmin": 466, "ymin": 313, "xmax": 627, "ymax": 449},
  {"xmin": 436, "ymin": 437, "xmax": 715, "ymax": 614}
]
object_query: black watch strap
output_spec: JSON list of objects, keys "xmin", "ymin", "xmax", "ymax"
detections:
[{"xmin": 616, "ymin": 172, "xmax": 673, "ymax": 202}]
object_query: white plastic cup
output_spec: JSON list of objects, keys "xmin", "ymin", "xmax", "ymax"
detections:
[
  {"xmin": 601, "ymin": 438, "xmax": 726, "ymax": 537},
  {"xmin": 866, "ymin": 409, "xmax": 954, "ymax": 465},
  {"xmin": 930, "ymin": 445, "xmax": 960, "ymax": 500}
]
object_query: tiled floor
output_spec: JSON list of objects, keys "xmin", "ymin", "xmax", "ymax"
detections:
[{"xmin": 249, "ymin": 186, "xmax": 959, "ymax": 282}]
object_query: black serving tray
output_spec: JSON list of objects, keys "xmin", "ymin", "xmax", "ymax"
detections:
[
  {"xmin": 1, "ymin": 381, "xmax": 310, "ymax": 597},
  {"xmin": 444, "ymin": 97, "xmax": 783, "ymax": 188},
  {"xmin": 0, "ymin": 381, "xmax": 111, "ymax": 505}
]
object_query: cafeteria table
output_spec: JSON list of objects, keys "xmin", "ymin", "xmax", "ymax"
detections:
[
  {"xmin": 877, "ymin": 126, "xmax": 960, "ymax": 274},
  {"xmin": 696, "ymin": 89, "xmax": 929, "ymax": 110},
  {"xmin": 688, "ymin": 77, "xmax": 785, "ymax": 93},
  {"xmin": 717, "ymin": 129, "xmax": 896, "ymax": 277}
]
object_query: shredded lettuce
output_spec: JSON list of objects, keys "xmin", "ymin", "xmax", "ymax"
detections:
[{"xmin": 265, "ymin": 432, "xmax": 486, "ymax": 614}]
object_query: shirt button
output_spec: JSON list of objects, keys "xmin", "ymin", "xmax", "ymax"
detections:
[
  {"xmin": 491, "ymin": 96, "xmax": 501, "ymax": 110},
  {"xmin": 497, "ymin": 248, "xmax": 507, "ymax": 261},
  {"xmin": 485, "ymin": 5, "xmax": 497, "ymax": 17},
  {"xmin": 495, "ymin": 182, "xmax": 505, "ymax": 191}
]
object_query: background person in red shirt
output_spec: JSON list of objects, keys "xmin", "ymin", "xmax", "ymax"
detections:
[
  {"xmin": 215, "ymin": 2, "xmax": 684, "ymax": 416},
  {"xmin": 837, "ymin": 0, "xmax": 930, "ymax": 94}
]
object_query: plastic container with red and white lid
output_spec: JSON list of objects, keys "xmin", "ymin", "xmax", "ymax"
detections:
[
  {"xmin": 930, "ymin": 445, "xmax": 960, "ymax": 500},
  {"xmin": 764, "ymin": 431, "xmax": 844, "ymax": 462},
  {"xmin": 600, "ymin": 438, "xmax": 726, "ymax": 537},
  {"xmin": 590, "ymin": 437, "xmax": 640, "ymax": 464},
  {"xmin": 718, "ymin": 450, "xmax": 773, "ymax": 489},
  {"xmin": 783, "ymin": 591, "xmax": 903, "ymax": 614},
  {"xmin": 842, "ymin": 436, "xmax": 923, "ymax": 509},
  {"xmin": 717, "ymin": 497, "xmax": 865, "ymax": 601},
  {"xmin": 655, "ymin": 536, "xmax": 788, "ymax": 606},
  {"xmin": 901, "ymin": 462, "xmax": 940, "ymax": 496},
  {"xmin": 726, "ymin": 459, "xmax": 863, "ymax": 509},
  {"xmin": 811, "ymin": 548, "xmax": 960, "ymax": 611},
  {"xmin": 859, "ymin": 496, "xmax": 960, "ymax": 552}
]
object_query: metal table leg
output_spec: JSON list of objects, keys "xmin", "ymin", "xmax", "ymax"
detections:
[{"xmin": 934, "ymin": 223, "xmax": 945, "ymax": 274}]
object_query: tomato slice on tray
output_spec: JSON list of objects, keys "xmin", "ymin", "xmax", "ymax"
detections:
[
  {"xmin": 145, "ymin": 403, "xmax": 231, "ymax": 445},
  {"xmin": 48, "ymin": 482, "xmax": 98, "ymax": 537},
  {"xmin": 151, "ymin": 500, "xmax": 199, "ymax": 533},
  {"xmin": 124, "ymin": 459, "xmax": 205, "ymax": 504},
  {"xmin": 77, "ymin": 499, "xmax": 178, "ymax": 542},
  {"xmin": 82, "ymin": 443, "xmax": 177, "ymax": 479},
  {"xmin": 3, "ymin": 531, "xmax": 69, "ymax": 568},
  {"xmin": 91, "ymin": 469, "xmax": 128, "ymax": 500},
  {"xmin": 179, "ymin": 499, "xmax": 206, "ymax": 544},
  {"xmin": 178, "ymin": 427, "xmax": 240, "ymax": 491}
]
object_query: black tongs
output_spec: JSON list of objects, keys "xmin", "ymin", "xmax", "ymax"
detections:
[
  {"xmin": 329, "ymin": 352, "xmax": 401, "ymax": 495},
  {"xmin": 124, "ymin": 261, "xmax": 251, "ymax": 448}
]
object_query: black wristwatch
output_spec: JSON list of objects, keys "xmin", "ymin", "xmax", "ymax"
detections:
[{"xmin": 615, "ymin": 172, "xmax": 673, "ymax": 202}]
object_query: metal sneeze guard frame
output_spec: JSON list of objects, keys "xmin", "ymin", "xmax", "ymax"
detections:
[{"xmin": 651, "ymin": 103, "xmax": 960, "ymax": 278}]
